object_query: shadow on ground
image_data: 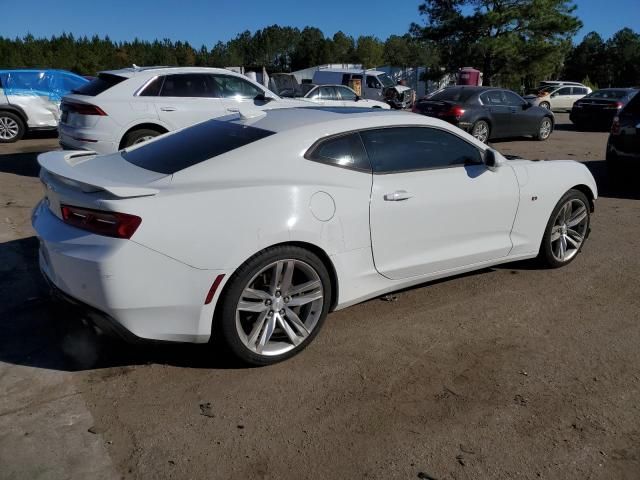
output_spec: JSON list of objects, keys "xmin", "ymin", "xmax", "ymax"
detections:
[
  {"xmin": 0, "ymin": 151, "xmax": 41, "ymax": 177},
  {"xmin": 0, "ymin": 236, "xmax": 245, "ymax": 372}
]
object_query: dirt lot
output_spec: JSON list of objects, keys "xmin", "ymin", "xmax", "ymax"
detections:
[{"xmin": 1, "ymin": 115, "xmax": 639, "ymax": 480}]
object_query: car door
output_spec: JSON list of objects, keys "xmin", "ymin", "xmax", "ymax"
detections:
[
  {"xmin": 479, "ymin": 90, "xmax": 511, "ymax": 138},
  {"xmin": 551, "ymin": 87, "xmax": 572, "ymax": 110},
  {"xmin": 569, "ymin": 87, "xmax": 587, "ymax": 108},
  {"xmin": 335, "ymin": 86, "xmax": 359, "ymax": 106},
  {"xmin": 365, "ymin": 75, "xmax": 383, "ymax": 100},
  {"xmin": 212, "ymin": 74, "xmax": 273, "ymax": 113},
  {"xmin": 154, "ymin": 73, "xmax": 225, "ymax": 129},
  {"xmin": 317, "ymin": 86, "xmax": 343, "ymax": 107},
  {"xmin": 365, "ymin": 126, "xmax": 519, "ymax": 280},
  {"xmin": 503, "ymin": 90, "xmax": 538, "ymax": 136}
]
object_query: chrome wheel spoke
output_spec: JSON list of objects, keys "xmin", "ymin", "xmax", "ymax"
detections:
[
  {"xmin": 559, "ymin": 235, "xmax": 567, "ymax": 260},
  {"xmin": 565, "ymin": 233, "xmax": 580, "ymax": 248},
  {"xmin": 243, "ymin": 288, "xmax": 271, "ymax": 301},
  {"xmin": 287, "ymin": 291, "xmax": 323, "ymax": 307},
  {"xmin": 256, "ymin": 315, "xmax": 277, "ymax": 354},
  {"xmin": 279, "ymin": 260, "xmax": 295, "ymax": 293},
  {"xmin": 237, "ymin": 300, "xmax": 268, "ymax": 313},
  {"xmin": 246, "ymin": 310, "xmax": 269, "ymax": 347},
  {"xmin": 567, "ymin": 207, "xmax": 587, "ymax": 227},
  {"xmin": 276, "ymin": 313, "xmax": 302, "ymax": 346},
  {"xmin": 550, "ymin": 226, "xmax": 562, "ymax": 242},
  {"xmin": 288, "ymin": 279, "xmax": 321, "ymax": 297},
  {"xmin": 284, "ymin": 307, "xmax": 310, "ymax": 337}
]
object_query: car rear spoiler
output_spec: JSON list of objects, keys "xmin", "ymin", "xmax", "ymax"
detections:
[{"xmin": 38, "ymin": 150, "xmax": 161, "ymax": 198}]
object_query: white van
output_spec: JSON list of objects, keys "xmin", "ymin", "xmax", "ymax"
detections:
[{"xmin": 312, "ymin": 69, "xmax": 396, "ymax": 100}]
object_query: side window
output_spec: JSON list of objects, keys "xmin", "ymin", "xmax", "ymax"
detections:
[
  {"xmin": 307, "ymin": 87, "xmax": 320, "ymax": 99},
  {"xmin": 623, "ymin": 93, "xmax": 640, "ymax": 114},
  {"xmin": 480, "ymin": 90, "xmax": 505, "ymax": 105},
  {"xmin": 306, "ymin": 133, "xmax": 370, "ymax": 171},
  {"xmin": 212, "ymin": 75, "xmax": 263, "ymax": 99},
  {"xmin": 360, "ymin": 127, "xmax": 482, "ymax": 174},
  {"xmin": 573, "ymin": 87, "xmax": 587, "ymax": 95},
  {"xmin": 337, "ymin": 87, "xmax": 357, "ymax": 101},
  {"xmin": 366, "ymin": 76, "xmax": 380, "ymax": 89},
  {"xmin": 503, "ymin": 91, "xmax": 525, "ymax": 107},
  {"xmin": 138, "ymin": 76, "xmax": 164, "ymax": 96},
  {"xmin": 319, "ymin": 86, "xmax": 338, "ymax": 100},
  {"xmin": 341, "ymin": 74, "xmax": 351, "ymax": 86},
  {"xmin": 556, "ymin": 87, "xmax": 571, "ymax": 96},
  {"xmin": 159, "ymin": 74, "xmax": 214, "ymax": 97},
  {"xmin": 61, "ymin": 75, "xmax": 87, "ymax": 93}
]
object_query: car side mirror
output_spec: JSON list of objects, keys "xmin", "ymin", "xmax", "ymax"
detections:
[
  {"xmin": 522, "ymin": 102, "xmax": 532, "ymax": 110},
  {"xmin": 254, "ymin": 93, "xmax": 273, "ymax": 103},
  {"xmin": 484, "ymin": 149, "xmax": 498, "ymax": 171},
  {"xmin": 550, "ymin": 93, "xmax": 557, "ymax": 98},
  {"xmin": 355, "ymin": 95, "xmax": 361, "ymax": 101}
]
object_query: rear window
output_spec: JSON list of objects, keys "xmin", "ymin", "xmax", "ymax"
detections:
[
  {"xmin": 122, "ymin": 119, "xmax": 275, "ymax": 174},
  {"xmin": 588, "ymin": 89, "xmax": 630, "ymax": 99},
  {"xmin": 623, "ymin": 93, "xmax": 640, "ymax": 114},
  {"xmin": 429, "ymin": 88, "xmax": 476, "ymax": 102},
  {"xmin": 72, "ymin": 73, "xmax": 126, "ymax": 96}
]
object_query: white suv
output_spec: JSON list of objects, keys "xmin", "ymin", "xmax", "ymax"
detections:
[
  {"xmin": 59, "ymin": 66, "xmax": 292, "ymax": 154},
  {"xmin": 525, "ymin": 83, "xmax": 592, "ymax": 111}
]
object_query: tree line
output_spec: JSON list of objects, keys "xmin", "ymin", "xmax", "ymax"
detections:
[
  {"xmin": 0, "ymin": 0, "xmax": 638, "ymax": 90},
  {"xmin": 0, "ymin": 29, "xmax": 435, "ymax": 76}
]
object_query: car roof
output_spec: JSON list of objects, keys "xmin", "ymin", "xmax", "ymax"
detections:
[
  {"xmin": 226, "ymin": 107, "xmax": 449, "ymax": 135},
  {"xmin": 315, "ymin": 69, "xmax": 385, "ymax": 75},
  {"xmin": 98, "ymin": 66, "xmax": 241, "ymax": 79},
  {"xmin": 0, "ymin": 69, "xmax": 82, "ymax": 75}
]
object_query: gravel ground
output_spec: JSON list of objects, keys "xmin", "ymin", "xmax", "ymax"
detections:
[{"xmin": 1, "ymin": 115, "xmax": 639, "ymax": 480}]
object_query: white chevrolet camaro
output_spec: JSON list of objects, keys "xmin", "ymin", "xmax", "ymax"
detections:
[{"xmin": 33, "ymin": 107, "xmax": 597, "ymax": 365}]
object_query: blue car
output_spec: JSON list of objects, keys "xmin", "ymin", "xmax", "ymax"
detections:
[{"xmin": 0, "ymin": 69, "xmax": 89, "ymax": 142}]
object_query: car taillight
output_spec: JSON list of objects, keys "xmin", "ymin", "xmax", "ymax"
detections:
[
  {"xmin": 611, "ymin": 116, "xmax": 620, "ymax": 135},
  {"xmin": 604, "ymin": 102, "xmax": 624, "ymax": 110},
  {"xmin": 61, "ymin": 205, "xmax": 141, "ymax": 239},
  {"xmin": 63, "ymin": 101, "xmax": 107, "ymax": 116},
  {"xmin": 439, "ymin": 105, "xmax": 465, "ymax": 119}
]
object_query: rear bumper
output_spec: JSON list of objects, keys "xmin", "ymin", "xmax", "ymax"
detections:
[
  {"xmin": 607, "ymin": 137, "xmax": 640, "ymax": 163},
  {"xmin": 570, "ymin": 110, "xmax": 617, "ymax": 126},
  {"xmin": 58, "ymin": 123, "xmax": 118, "ymax": 155},
  {"xmin": 32, "ymin": 200, "xmax": 227, "ymax": 343}
]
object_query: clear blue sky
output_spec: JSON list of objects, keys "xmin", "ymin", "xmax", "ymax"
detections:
[{"xmin": 0, "ymin": 0, "xmax": 637, "ymax": 46}]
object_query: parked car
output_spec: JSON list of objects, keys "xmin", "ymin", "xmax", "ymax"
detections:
[
  {"xmin": 0, "ymin": 69, "xmax": 88, "ymax": 143},
  {"xmin": 33, "ymin": 107, "xmax": 597, "ymax": 365},
  {"xmin": 606, "ymin": 91, "xmax": 640, "ymax": 173},
  {"xmin": 570, "ymin": 88, "xmax": 638, "ymax": 130},
  {"xmin": 286, "ymin": 84, "xmax": 390, "ymax": 109},
  {"xmin": 525, "ymin": 84, "xmax": 591, "ymax": 111},
  {"xmin": 58, "ymin": 66, "xmax": 298, "ymax": 154},
  {"xmin": 312, "ymin": 69, "xmax": 395, "ymax": 100},
  {"xmin": 413, "ymin": 86, "xmax": 555, "ymax": 143}
]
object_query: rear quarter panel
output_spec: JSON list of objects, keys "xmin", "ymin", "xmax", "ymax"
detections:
[{"xmin": 104, "ymin": 133, "xmax": 373, "ymax": 273}]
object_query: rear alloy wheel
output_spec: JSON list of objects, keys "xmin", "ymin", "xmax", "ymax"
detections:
[
  {"xmin": 218, "ymin": 246, "xmax": 331, "ymax": 365},
  {"xmin": 536, "ymin": 117, "xmax": 553, "ymax": 141},
  {"xmin": 539, "ymin": 189, "xmax": 590, "ymax": 268},
  {"xmin": 540, "ymin": 101, "xmax": 550, "ymax": 110},
  {"xmin": 471, "ymin": 120, "xmax": 490, "ymax": 143},
  {"xmin": 0, "ymin": 112, "xmax": 25, "ymax": 143},
  {"xmin": 123, "ymin": 128, "xmax": 162, "ymax": 148}
]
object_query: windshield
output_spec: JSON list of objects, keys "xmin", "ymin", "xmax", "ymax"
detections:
[
  {"xmin": 378, "ymin": 74, "xmax": 395, "ymax": 88},
  {"xmin": 122, "ymin": 119, "xmax": 275, "ymax": 174}
]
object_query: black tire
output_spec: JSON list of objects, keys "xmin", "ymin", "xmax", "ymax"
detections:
[
  {"xmin": 538, "ymin": 189, "xmax": 590, "ymax": 268},
  {"xmin": 539, "ymin": 101, "xmax": 550, "ymax": 110},
  {"xmin": 216, "ymin": 245, "xmax": 332, "ymax": 366},
  {"xmin": 535, "ymin": 117, "xmax": 553, "ymax": 141},
  {"xmin": 122, "ymin": 128, "xmax": 162, "ymax": 148},
  {"xmin": 471, "ymin": 120, "xmax": 491, "ymax": 143},
  {"xmin": 0, "ymin": 111, "xmax": 26, "ymax": 143}
]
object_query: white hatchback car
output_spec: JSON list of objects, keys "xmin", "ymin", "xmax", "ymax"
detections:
[
  {"xmin": 526, "ymin": 84, "xmax": 592, "ymax": 111},
  {"xmin": 58, "ymin": 66, "xmax": 297, "ymax": 154},
  {"xmin": 34, "ymin": 108, "xmax": 597, "ymax": 365}
]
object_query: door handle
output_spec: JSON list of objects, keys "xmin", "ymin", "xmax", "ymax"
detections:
[
  {"xmin": 384, "ymin": 190, "xmax": 412, "ymax": 201},
  {"xmin": 160, "ymin": 107, "xmax": 176, "ymax": 112}
]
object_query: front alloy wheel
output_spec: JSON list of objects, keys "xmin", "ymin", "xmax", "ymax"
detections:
[
  {"xmin": 539, "ymin": 189, "xmax": 590, "ymax": 268},
  {"xmin": 536, "ymin": 117, "xmax": 553, "ymax": 141},
  {"xmin": 218, "ymin": 246, "xmax": 331, "ymax": 365}
]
